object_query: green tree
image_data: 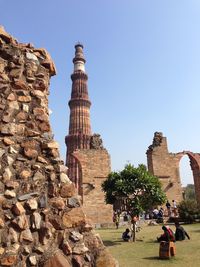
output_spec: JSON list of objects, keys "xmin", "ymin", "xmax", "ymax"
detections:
[
  {"xmin": 102, "ymin": 164, "xmax": 166, "ymax": 241},
  {"xmin": 184, "ymin": 184, "xmax": 196, "ymax": 201},
  {"xmin": 178, "ymin": 199, "xmax": 200, "ymax": 223}
]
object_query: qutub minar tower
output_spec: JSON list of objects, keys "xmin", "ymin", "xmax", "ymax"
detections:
[
  {"xmin": 65, "ymin": 44, "xmax": 92, "ymax": 194},
  {"xmin": 65, "ymin": 44, "xmax": 112, "ymax": 225}
]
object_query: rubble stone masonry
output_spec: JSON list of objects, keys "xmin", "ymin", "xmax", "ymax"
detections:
[{"xmin": 0, "ymin": 27, "xmax": 117, "ymax": 267}]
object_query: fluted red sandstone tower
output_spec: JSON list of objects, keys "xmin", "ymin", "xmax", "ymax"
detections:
[
  {"xmin": 65, "ymin": 45, "xmax": 113, "ymax": 225},
  {"xmin": 65, "ymin": 44, "xmax": 92, "ymax": 194}
]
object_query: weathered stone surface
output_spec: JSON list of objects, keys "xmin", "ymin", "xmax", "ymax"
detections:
[
  {"xmin": 20, "ymin": 229, "xmax": 34, "ymax": 242},
  {"xmin": 24, "ymin": 148, "xmax": 38, "ymax": 159},
  {"xmin": 9, "ymin": 146, "xmax": 18, "ymax": 154},
  {"xmin": 26, "ymin": 198, "xmax": 38, "ymax": 210},
  {"xmin": 0, "ymin": 218, "xmax": 5, "ymax": 228},
  {"xmin": 72, "ymin": 256, "xmax": 84, "ymax": 267},
  {"xmin": 62, "ymin": 208, "xmax": 86, "ymax": 228},
  {"xmin": 28, "ymin": 255, "xmax": 37, "ymax": 265},
  {"xmin": 23, "ymin": 246, "xmax": 30, "ymax": 255},
  {"xmin": 19, "ymin": 169, "xmax": 32, "ymax": 180},
  {"xmin": 48, "ymin": 215, "xmax": 63, "ymax": 230},
  {"xmin": 7, "ymin": 93, "xmax": 16, "ymax": 101},
  {"xmin": 43, "ymin": 141, "xmax": 59, "ymax": 149},
  {"xmin": 60, "ymin": 173, "xmax": 71, "ymax": 184},
  {"xmin": 38, "ymin": 194, "xmax": 47, "ymax": 208},
  {"xmin": 7, "ymin": 243, "xmax": 20, "ymax": 254},
  {"xmin": 37, "ymin": 156, "xmax": 48, "ymax": 164},
  {"xmin": 3, "ymin": 168, "xmax": 12, "ymax": 180},
  {"xmin": 0, "ymin": 26, "xmax": 15, "ymax": 42},
  {"xmin": 4, "ymin": 190, "xmax": 16, "ymax": 198},
  {"xmin": 43, "ymin": 251, "xmax": 70, "ymax": 267},
  {"xmin": 22, "ymin": 103, "xmax": 29, "ymax": 112},
  {"xmin": 18, "ymin": 95, "xmax": 31, "ymax": 102},
  {"xmin": 60, "ymin": 183, "xmax": 75, "ymax": 198},
  {"xmin": 33, "ymin": 171, "xmax": 45, "ymax": 181},
  {"xmin": 6, "ymin": 156, "xmax": 14, "ymax": 165},
  {"xmin": 70, "ymin": 231, "xmax": 83, "ymax": 242},
  {"xmin": 96, "ymin": 249, "xmax": 119, "ymax": 267},
  {"xmin": 50, "ymin": 197, "xmax": 65, "ymax": 210},
  {"xmin": 33, "ymin": 246, "xmax": 44, "ymax": 254},
  {"xmin": 12, "ymin": 214, "xmax": 29, "ymax": 230},
  {"xmin": 67, "ymin": 197, "xmax": 80, "ymax": 208},
  {"xmin": 0, "ymin": 255, "xmax": 17, "ymax": 266},
  {"xmin": 16, "ymin": 111, "xmax": 27, "ymax": 121},
  {"xmin": 1, "ymin": 124, "xmax": 16, "ymax": 135},
  {"xmin": 3, "ymin": 137, "xmax": 15, "ymax": 145},
  {"xmin": 31, "ymin": 212, "xmax": 41, "ymax": 229},
  {"xmin": 0, "ymin": 247, "xmax": 5, "ymax": 255},
  {"xmin": 73, "ymin": 243, "xmax": 89, "ymax": 254},
  {"xmin": 8, "ymin": 227, "xmax": 18, "ymax": 243},
  {"xmin": 18, "ymin": 192, "xmax": 39, "ymax": 201},
  {"xmin": 5, "ymin": 180, "xmax": 19, "ymax": 190},
  {"xmin": 8, "ymin": 101, "xmax": 19, "ymax": 110},
  {"xmin": 62, "ymin": 241, "xmax": 72, "ymax": 255},
  {"xmin": 12, "ymin": 202, "xmax": 25, "ymax": 215},
  {"xmin": 59, "ymin": 165, "xmax": 68, "ymax": 173}
]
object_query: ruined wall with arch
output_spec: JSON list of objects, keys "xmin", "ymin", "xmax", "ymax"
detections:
[{"xmin": 147, "ymin": 132, "xmax": 200, "ymax": 205}]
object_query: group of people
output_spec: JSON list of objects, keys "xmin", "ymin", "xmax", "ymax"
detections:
[
  {"xmin": 152, "ymin": 207, "xmax": 164, "ymax": 219},
  {"xmin": 166, "ymin": 199, "xmax": 178, "ymax": 217},
  {"xmin": 114, "ymin": 204, "xmax": 190, "ymax": 243},
  {"xmin": 122, "ymin": 222, "xmax": 190, "ymax": 242},
  {"xmin": 157, "ymin": 222, "xmax": 190, "ymax": 242}
]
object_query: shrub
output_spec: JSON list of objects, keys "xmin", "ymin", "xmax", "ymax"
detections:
[{"xmin": 178, "ymin": 200, "xmax": 200, "ymax": 223}]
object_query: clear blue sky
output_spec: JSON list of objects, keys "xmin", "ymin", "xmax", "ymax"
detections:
[{"xmin": 1, "ymin": 0, "xmax": 200, "ymax": 186}]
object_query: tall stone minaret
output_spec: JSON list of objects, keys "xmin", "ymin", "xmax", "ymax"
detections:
[{"xmin": 65, "ymin": 44, "xmax": 92, "ymax": 193}]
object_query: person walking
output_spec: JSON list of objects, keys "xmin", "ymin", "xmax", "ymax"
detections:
[
  {"xmin": 166, "ymin": 200, "xmax": 171, "ymax": 217},
  {"xmin": 172, "ymin": 200, "xmax": 178, "ymax": 217}
]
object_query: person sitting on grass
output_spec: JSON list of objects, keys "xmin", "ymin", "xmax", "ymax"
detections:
[
  {"xmin": 157, "ymin": 225, "xmax": 175, "ymax": 242},
  {"xmin": 175, "ymin": 222, "xmax": 190, "ymax": 241},
  {"xmin": 122, "ymin": 228, "xmax": 132, "ymax": 242}
]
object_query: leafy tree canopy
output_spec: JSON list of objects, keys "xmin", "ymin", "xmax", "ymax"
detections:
[
  {"xmin": 178, "ymin": 199, "xmax": 200, "ymax": 223},
  {"xmin": 102, "ymin": 164, "xmax": 166, "ymax": 216},
  {"xmin": 184, "ymin": 184, "xmax": 195, "ymax": 201}
]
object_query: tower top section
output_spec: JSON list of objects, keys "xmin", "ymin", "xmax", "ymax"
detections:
[{"xmin": 73, "ymin": 43, "xmax": 86, "ymax": 73}]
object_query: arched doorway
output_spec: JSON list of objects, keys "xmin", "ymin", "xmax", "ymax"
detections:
[
  {"xmin": 179, "ymin": 155, "xmax": 195, "ymax": 200},
  {"xmin": 147, "ymin": 132, "xmax": 200, "ymax": 205},
  {"xmin": 177, "ymin": 151, "xmax": 200, "ymax": 204}
]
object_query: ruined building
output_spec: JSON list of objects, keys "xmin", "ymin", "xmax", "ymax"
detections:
[
  {"xmin": 65, "ymin": 44, "xmax": 112, "ymax": 225},
  {"xmin": 147, "ymin": 132, "xmax": 200, "ymax": 204},
  {"xmin": 0, "ymin": 27, "xmax": 117, "ymax": 267}
]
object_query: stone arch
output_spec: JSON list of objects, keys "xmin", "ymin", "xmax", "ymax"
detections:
[
  {"xmin": 147, "ymin": 132, "xmax": 200, "ymax": 205},
  {"xmin": 175, "ymin": 151, "xmax": 200, "ymax": 204}
]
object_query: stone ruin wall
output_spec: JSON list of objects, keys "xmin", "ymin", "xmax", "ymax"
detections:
[
  {"xmin": 73, "ymin": 149, "xmax": 113, "ymax": 227},
  {"xmin": 0, "ymin": 27, "xmax": 117, "ymax": 267},
  {"xmin": 147, "ymin": 132, "xmax": 200, "ymax": 205}
]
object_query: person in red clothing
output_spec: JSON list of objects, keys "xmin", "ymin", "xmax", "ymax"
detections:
[{"xmin": 157, "ymin": 225, "xmax": 175, "ymax": 242}]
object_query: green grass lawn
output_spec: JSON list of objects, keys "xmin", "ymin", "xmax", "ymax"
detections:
[{"xmin": 97, "ymin": 223, "xmax": 200, "ymax": 267}]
